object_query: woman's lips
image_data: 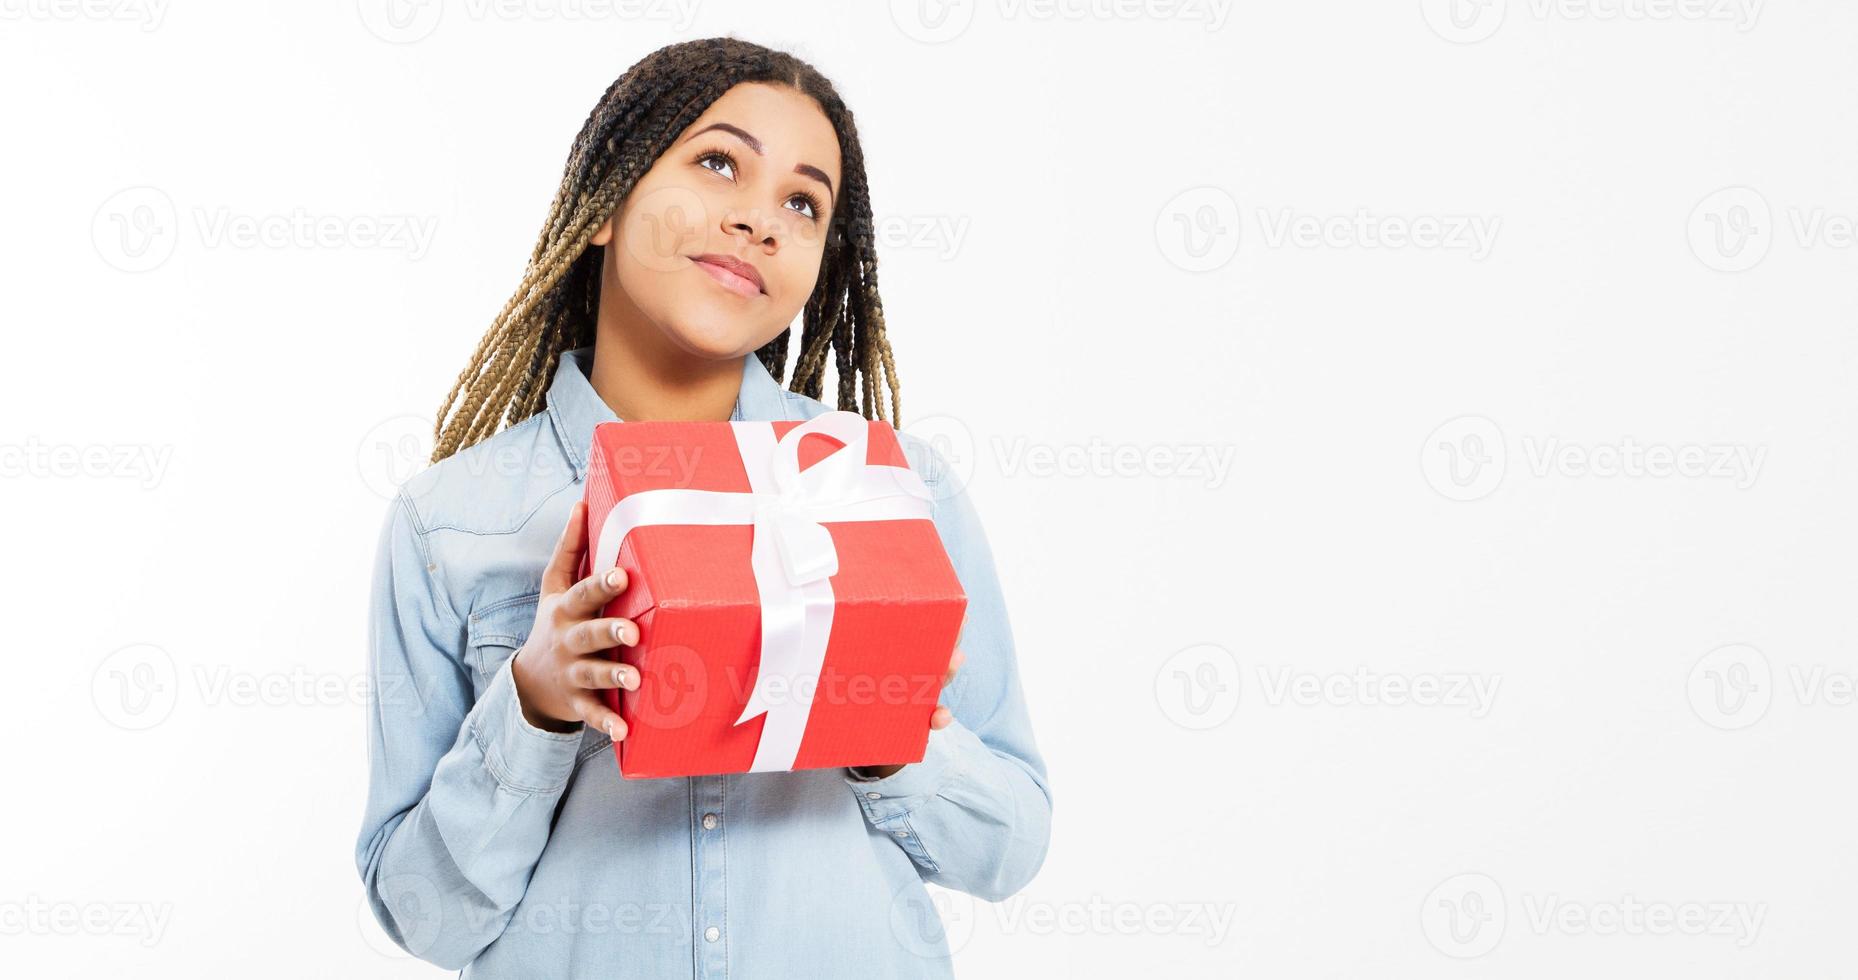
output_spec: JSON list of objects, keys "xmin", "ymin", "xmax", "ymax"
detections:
[{"xmin": 691, "ymin": 256, "xmax": 764, "ymax": 299}]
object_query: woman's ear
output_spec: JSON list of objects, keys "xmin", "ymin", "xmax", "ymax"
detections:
[{"xmin": 590, "ymin": 213, "xmax": 616, "ymax": 247}]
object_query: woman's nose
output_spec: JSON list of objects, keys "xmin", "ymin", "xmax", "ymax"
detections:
[{"xmin": 722, "ymin": 206, "xmax": 776, "ymax": 250}]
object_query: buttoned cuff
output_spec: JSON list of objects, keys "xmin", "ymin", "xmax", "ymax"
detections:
[
  {"xmin": 844, "ymin": 719, "xmax": 974, "ymax": 821},
  {"xmin": 468, "ymin": 653, "xmax": 584, "ymax": 795}
]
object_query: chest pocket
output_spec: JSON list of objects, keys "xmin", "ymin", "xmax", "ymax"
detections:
[
  {"xmin": 466, "ymin": 591, "xmax": 618, "ymax": 768},
  {"xmin": 466, "ymin": 592, "xmax": 540, "ymax": 693}
]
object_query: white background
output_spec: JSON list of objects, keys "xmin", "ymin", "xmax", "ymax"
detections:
[{"xmin": 3, "ymin": 0, "xmax": 1852, "ymax": 976}]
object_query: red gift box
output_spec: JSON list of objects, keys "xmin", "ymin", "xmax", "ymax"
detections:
[{"xmin": 576, "ymin": 411, "xmax": 967, "ymax": 778}]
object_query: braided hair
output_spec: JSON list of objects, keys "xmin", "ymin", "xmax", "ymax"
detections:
[{"xmin": 430, "ymin": 37, "xmax": 902, "ymax": 464}]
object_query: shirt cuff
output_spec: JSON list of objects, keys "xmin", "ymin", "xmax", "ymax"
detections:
[
  {"xmin": 467, "ymin": 652, "xmax": 585, "ymax": 795},
  {"xmin": 844, "ymin": 719, "xmax": 975, "ymax": 821}
]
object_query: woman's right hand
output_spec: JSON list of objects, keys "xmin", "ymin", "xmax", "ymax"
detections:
[{"xmin": 510, "ymin": 499, "xmax": 641, "ymax": 738}]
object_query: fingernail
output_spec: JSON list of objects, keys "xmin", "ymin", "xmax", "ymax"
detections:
[
  {"xmin": 612, "ymin": 621, "xmax": 626, "ymax": 643},
  {"xmin": 611, "ymin": 666, "xmax": 623, "ymax": 685},
  {"xmin": 605, "ymin": 719, "xmax": 616, "ymax": 738},
  {"xmin": 604, "ymin": 569, "xmax": 623, "ymax": 589}
]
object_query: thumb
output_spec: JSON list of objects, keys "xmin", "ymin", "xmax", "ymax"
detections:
[{"xmin": 541, "ymin": 500, "xmax": 588, "ymax": 595}]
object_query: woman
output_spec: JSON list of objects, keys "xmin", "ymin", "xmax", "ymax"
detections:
[{"xmin": 355, "ymin": 37, "xmax": 1051, "ymax": 978}]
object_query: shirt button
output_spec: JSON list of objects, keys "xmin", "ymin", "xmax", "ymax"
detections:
[
  {"xmin": 702, "ymin": 812, "xmax": 719, "ymax": 830},
  {"xmin": 865, "ymin": 792, "xmax": 881, "ymax": 800},
  {"xmin": 893, "ymin": 829, "xmax": 910, "ymax": 838},
  {"xmin": 705, "ymin": 925, "xmax": 721, "ymax": 943}
]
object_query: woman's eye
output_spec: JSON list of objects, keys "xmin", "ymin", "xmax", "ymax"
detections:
[
  {"xmin": 786, "ymin": 195, "xmax": 817, "ymax": 220},
  {"xmin": 697, "ymin": 151, "xmax": 735, "ymax": 180}
]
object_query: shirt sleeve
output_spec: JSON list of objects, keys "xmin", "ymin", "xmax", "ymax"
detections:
[
  {"xmin": 843, "ymin": 438, "xmax": 1055, "ymax": 901},
  {"xmin": 353, "ymin": 489, "xmax": 586, "ymax": 970}
]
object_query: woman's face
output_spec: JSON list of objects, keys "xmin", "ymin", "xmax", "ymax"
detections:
[{"xmin": 592, "ymin": 82, "xmax": 843, "ymax": 361}]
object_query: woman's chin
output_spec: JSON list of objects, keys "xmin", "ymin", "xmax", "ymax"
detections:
[{"xmin": 660, "ymin": 318, "xmax": 764, "ymax": 361}]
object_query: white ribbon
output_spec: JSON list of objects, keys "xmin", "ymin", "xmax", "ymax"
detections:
[{"xmin": 588, "ymin": 411, "xmax": 934, "ymax": 772}]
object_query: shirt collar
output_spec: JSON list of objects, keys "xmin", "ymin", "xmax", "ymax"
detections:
[{"xmin": 545, "ymin": 345, "xmax": 794, "ymax": 480}]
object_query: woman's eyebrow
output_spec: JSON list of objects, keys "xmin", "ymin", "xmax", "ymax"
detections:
[{"xmin": 683, "ymin": 121, "xmax": 836, "ymax": 200}]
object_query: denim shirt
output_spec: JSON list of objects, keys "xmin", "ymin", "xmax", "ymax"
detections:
[{"xmin": 355, "ymin": 346, "xmax": 1052, "ymax": 978}]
